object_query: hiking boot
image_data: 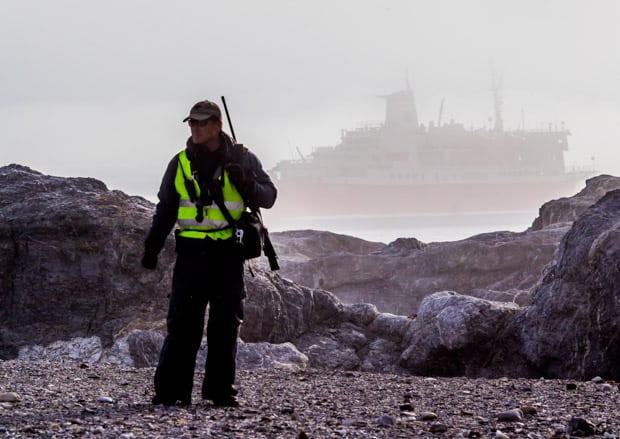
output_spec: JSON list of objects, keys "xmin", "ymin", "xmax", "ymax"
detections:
[
  {"xmin": 202, "ymin": 385, "xmax": 238, "ymax": 400},
  {"xmin": 212, "ymin": 394, "xmax": 239, "ymax": 407}
]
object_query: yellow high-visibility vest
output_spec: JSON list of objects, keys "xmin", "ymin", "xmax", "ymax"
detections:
[{"xmin": 174, "ymin": 150, "xmax": 245, "ymax": 240}]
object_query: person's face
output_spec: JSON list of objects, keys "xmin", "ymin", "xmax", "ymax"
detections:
[{"xmin": 189, "ymin": 118, "xmax": 221, "ymax": 148}]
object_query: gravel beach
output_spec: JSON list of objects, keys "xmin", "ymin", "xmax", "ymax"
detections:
[{"xmin": 1, "ymin": 360, "xmax": 619, "ymax": 438}]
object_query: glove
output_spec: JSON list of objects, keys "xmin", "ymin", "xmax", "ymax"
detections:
[
  {"xmin": 225, "ymin": 163, "xmax": 254, "ymax": 196},
  {"xmin": 141, "ymin": 252, "xmax": 158, "ymax": 270}
]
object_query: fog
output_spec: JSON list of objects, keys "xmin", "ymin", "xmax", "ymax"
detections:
[{"xmin": 1, "ymin": 1, "xmax": 618, "ymax": 241}]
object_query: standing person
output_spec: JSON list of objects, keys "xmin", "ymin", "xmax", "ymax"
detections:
[{"xmin": 141, "ymin": 99, "xmax": 277, "ymax": 407}]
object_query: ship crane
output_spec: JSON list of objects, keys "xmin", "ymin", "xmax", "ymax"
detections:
[
  {"xmin": 437, "ymin": 97, "xmax": 445, "ymax": 127},
  {"xmin": 296, "ymin": 146, "xmax": 306, "ymax": 163}
]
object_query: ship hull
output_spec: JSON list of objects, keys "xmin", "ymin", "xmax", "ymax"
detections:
[{"xmin": 267, "ymin": 174, "xmax": 588, "ymax": 219}]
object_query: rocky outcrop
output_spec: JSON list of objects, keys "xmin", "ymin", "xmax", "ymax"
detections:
[
  {"xmin": 392, "ymin": 187, "xmax": 620, "ymax": 380},
  {"xmin": 269, "ymin": 175, "xmax": 620, "ymax": 316},
  {"xmin": 498, "ymin": 189, "xmax": 620, "ymax": 380},
  {"xmin": 0, "ymin": 164, "xmax": 174, "ymax": 358},
  {"xmin": 530, "ymin": 174, "xmax": 620, "ymax": 231},
  {"xmin": 4, "ymin": 164, "xmax": 620, "ymax": 380},
  {"xmin": 271, "ymin": 229, "xmax": 564, "ymax": 315}
]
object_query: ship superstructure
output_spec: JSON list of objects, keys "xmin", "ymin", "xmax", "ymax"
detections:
[{"xmin": 271, "ymin": 85, "xmax": 591, "ymax": 216}]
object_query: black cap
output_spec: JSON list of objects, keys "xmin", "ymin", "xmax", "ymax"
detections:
[{"xmin": 182, "ymin": 100, "xmax": 222, "ymax": 122}]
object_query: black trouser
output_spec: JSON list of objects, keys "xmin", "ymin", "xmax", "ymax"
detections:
[{"xmin": 154, "ymin": 240, "xmax": 245, "ymax": 403}]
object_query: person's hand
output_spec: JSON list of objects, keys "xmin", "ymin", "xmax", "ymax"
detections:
[
  {"xmin": 141, "ymin": 252, "xmax": 158, "ymax": 270},
  {"xmin": 225, "ymin": 164, "xmax": 254, "ymax": 196},
  {"xmin": 225, "ymin": 163, "xmax": 246, "ymax": 188}
]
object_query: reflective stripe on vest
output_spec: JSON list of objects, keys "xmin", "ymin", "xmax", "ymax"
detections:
[{"xmin": 174, "ymin": 150, "xmax": 245, "ymax": 240}]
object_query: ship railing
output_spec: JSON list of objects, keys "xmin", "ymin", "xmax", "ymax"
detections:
[{"xmin": 566, "ymin": 164, "xmax": 598, "ymax": 175}]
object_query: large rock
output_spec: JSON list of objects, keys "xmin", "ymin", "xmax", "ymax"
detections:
[
  {"xmin": 530, "ymin": 174, "xmax": 620, "ymax": 231},
  {"xmin": 241, "ymin": 272, "xmax": 344, "ymax": 343},
  {"xmin": 0, "ymin": 164, "xmax": 174, "ymax": 358},
  {"xmin": 399, "ymin": 291, "xmax": 520, "ymax": 376},
  {"xmin": 502, "ymin": 189, "xmax": 620, "ymax": 380},
  {"xmin": 291, "ymin": 306, "xmax": 412, "ymax": 373},
  {"xmin": 234, "ymin": 342, "xmax": 309, "ymax": 372}
]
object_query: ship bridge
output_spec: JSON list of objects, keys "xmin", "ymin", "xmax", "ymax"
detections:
[{"xmin": 381, "ymin": 87, "xmax": 419, "ymax": 132}]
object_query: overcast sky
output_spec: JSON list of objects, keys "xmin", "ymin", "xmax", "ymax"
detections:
[{"xmin": 1, "ymin": 0, "xmax": 618, "ymax": 200}]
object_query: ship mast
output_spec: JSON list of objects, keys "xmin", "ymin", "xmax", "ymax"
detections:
[{"xmin": 492, "ymin": 67, "xmax": 504, "ymax": 132}]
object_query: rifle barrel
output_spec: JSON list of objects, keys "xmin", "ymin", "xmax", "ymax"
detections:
[{"xmin": 220, "ymin": 96, "xmax": 237, "ymax": 141}]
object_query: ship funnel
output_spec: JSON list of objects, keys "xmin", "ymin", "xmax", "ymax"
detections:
[{"xmin": 382, "ymin": 88, "xmax": 419, "ymax": 131}]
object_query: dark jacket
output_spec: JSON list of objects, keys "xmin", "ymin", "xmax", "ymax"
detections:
[{"xmin": 144, "ymin": 132, "xmax": 277, "ymax": 258}]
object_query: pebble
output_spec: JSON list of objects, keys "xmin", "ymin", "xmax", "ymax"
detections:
[
  {"xmin": 601, "ymin": 383, "xmax": 614, "ymax": 392},
  {"xmin": 494, "ymin": 430, "xmax": 510, "ymax": 439},
  {"xmin": 375, "ymin": 414, "xmax": 394, "ymax": 426},
  {"xmin": 568, "ymin": 417, "xmax": 597, "ymax": 436},
  {"xmin": 497, "ymin": 408, "xmax": 523, "ymax": 422},
  {"xmin": 96, "ymin": 396, "xmax": 114, "ymax": 403},
  {"xmin": 419, "ymin": 411, "xmax": 438, "ymax": 421},
  {"xmin": 520, "ymin": 405, "xmax": 538, "ymax": 416},
  {"xmin": 0, "ymin": 392, "xmax": 21, "ymax": 402},
  {"xmin": 428, "ymin": 422, "xmax": 449, "ymax": 433},
  {"xmin": 591, "ymin": 376, "xmax": 605, "ymax": 384}
]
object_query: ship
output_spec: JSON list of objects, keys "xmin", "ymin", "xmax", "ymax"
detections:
[{"xmin": 268, "ymin": 83, "xmax": 594, "ymax": 219}]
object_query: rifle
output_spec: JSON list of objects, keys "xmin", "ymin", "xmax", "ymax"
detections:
[
  {"xmin": 220, "ymin": 96, "xmax": 280, "ymax": 271},
  {"xmin": 220, "ymin": 96, "xmax": 237, "ymax": 142}
]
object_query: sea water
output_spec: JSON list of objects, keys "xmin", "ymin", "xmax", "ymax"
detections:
[{"xmin": 266, "ymin": 210, "xmax": 538, "ymax": 244}]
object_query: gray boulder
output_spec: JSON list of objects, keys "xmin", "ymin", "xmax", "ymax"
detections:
[
  {"xmin": 503, "ymin": 189, "xmax": 620, "ymax": 380},
  {"xmin": 241, "ymin": 271, "xmax": 344, "ymax": 343},
  {"xmin": 291, "ymin": 307, "xmax": 412, "ymax": 373},
  {"xmin": 294, "ymin": 332, "xmax": 361, "ymax": 370},
  {"xmin": 19, "ymin": 336, "xmax": 104, "ymax": 364},
  {"xmin": 0, "ymin": 164, "xmax": 173, "ymax": 358},
  {"xmin": 531, "ymin": 174, "xmax": 620, "ymax": 231},
  {"xmin": 399, "ymin": 291, "xmax": 520, "ymax": 376},
  {"xmin": 123, "ymin": 330, "xmax": 165, "ymax": 367},
  {"xmin": 362, "ymin": 338, "xmax": 403, "ymax": 373},
  {"xmin": 235, "ymin": 342, "xmax": 309, "ymax": 371}
]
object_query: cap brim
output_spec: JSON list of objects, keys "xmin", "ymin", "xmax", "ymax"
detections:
[{"xmin": 182, "ymin": 114, "xmax": 216, "ymax": 123}]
